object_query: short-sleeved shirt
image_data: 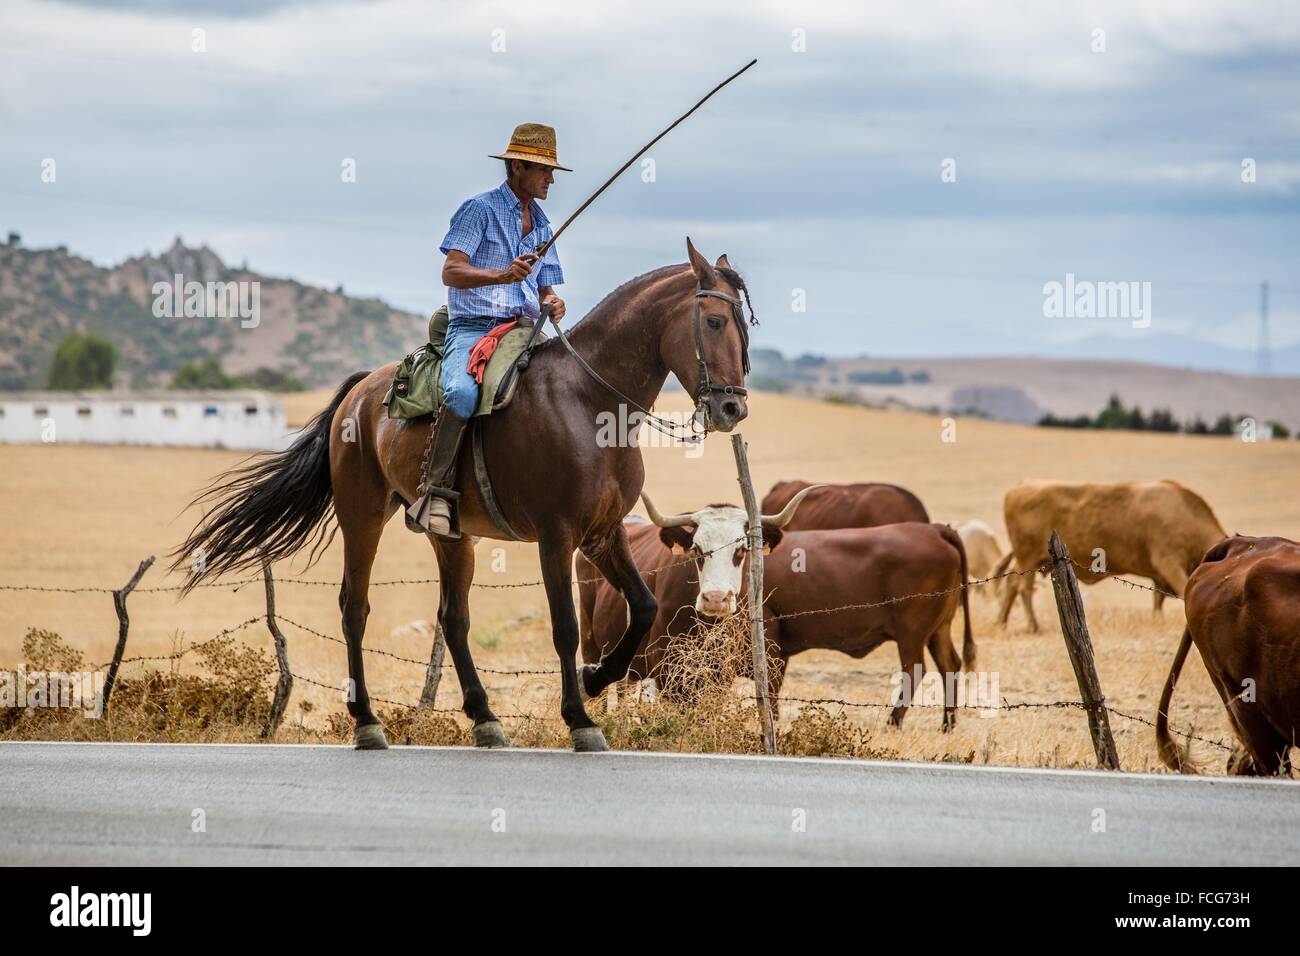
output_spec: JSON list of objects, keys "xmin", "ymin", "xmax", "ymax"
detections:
[{"xmin": 439, "ymin": 181, "xmax": 564, "ymax": 322}]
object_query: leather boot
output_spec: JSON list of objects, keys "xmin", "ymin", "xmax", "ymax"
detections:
[{"xmin": 406, "ymin": 406, "xmax": 470, "ymax": 538}]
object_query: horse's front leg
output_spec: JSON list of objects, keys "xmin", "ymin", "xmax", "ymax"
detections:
[
  {"xmin": 578, "ymin": 525, "xmax": 658, "ymax": 697},
  {"xmin": 538, "ymin": 530, "xmax": 608, "ymax": 752}
]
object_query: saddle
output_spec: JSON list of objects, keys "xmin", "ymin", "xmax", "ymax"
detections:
[
  {"xmin": 385, "ymin": 307, "xmax": 545, "ymax": 541},
  {"xmin": 382, "ymin": 306, "xmax": 546, "ymax": 420}
]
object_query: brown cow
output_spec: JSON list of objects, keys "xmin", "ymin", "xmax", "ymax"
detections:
[
  {"xmin": 993, "ymin": 479, "xmax": 1226, "ymax": 632},
  {"xmin": 762, "ymin": 480, "xmax": 930, "ymax": 530},
  {"xmin": 1157, "ymin": 535, "xmax": 1300, "ymax": 776},
  {"xmin": 577, "ymin": 494, "xmax": 975, "ymax": 730}
]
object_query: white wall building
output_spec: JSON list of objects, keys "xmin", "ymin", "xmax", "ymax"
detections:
[{"xmin": 0, "ymin": 391, "xmax": 288, "ymax": 450}]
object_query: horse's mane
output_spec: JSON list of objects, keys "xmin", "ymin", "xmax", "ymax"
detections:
[
  {"xmin": 559, "ymin": 260, "xmax": 756, "ymax": 342},
  {"xmin": 578, "ymin": 263, "xmax": 689, "ymax": 328}
]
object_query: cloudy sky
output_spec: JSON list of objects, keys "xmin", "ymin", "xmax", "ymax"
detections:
[{"xmin": 2, "ymin": 0, "xmax": 1298, "ymax": 364}]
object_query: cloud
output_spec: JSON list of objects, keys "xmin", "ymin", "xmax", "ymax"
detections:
[{"xmin": 1, "ymin": 0, "xmax": 1297, "ymax": 361}]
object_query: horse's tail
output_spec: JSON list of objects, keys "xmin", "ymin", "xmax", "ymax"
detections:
[{"xmin": 170, "ymin": 371, "xmax": 369, "ymax": 592}]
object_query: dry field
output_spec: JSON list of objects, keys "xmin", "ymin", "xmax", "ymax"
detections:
[{"xmin": 4, "ymin": 388, "xmax": 1299, "ymax": 773}]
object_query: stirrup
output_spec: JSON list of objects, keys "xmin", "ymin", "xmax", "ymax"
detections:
[{"xmin": 405, "ymin": 489, "xmax": 461, "ymax": 538}]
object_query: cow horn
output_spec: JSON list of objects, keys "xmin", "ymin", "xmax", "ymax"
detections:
[
  {"xmin": 641, "ymin": 492, "xmax": 695, "ymax": 528},
  {"xmin": 761, "ymin": 483, "xmax": 825, "ymax": 528}
]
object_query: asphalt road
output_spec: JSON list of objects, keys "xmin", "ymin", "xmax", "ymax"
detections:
[{"xmin": 1, "ymin": 742, "xmax": 1296, "ymax": 865}]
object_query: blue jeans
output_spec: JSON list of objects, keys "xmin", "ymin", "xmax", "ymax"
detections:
[{"xmin": 440, "ymin": 316, "xmax": 499, "ymax": 418}]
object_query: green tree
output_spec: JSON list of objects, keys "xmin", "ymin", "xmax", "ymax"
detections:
[
  {"xmin": 1210, "ymin": 414, "xmax": 1237, "ymax": 436},
  {"xmin": 1148, "ymin": 408, "xmax": 1179, "ymax": 432},
  {"xmin": 46, "ymin": 332, "xmax": 117, "ymax": 389},
  {"xmin": 239, "ymin": 366, "xmax": 306, "ymax": 392},
  {"xmin": 1093, "ymin": 393, "xmax": 1130, "ymax": 429},
  {"xmin": 170, "ymin": 356, "xmax": 238, "ymax": 389}
]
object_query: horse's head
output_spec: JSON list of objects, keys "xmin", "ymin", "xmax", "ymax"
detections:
[{"xmin": 660, "ymin": 238, "xmax": 755, "ymax": 433}]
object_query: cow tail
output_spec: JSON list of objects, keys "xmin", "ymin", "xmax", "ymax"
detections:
[
  {"xmin": 991, "ymin": 550, "xmax": 1014, "ymax": 579},
  {"xmin": 1156, "ymin": 627, "xmax": 1196, "ymax": 773},
  {"xmin": 939, "ymin": 524, "xmax": 977, "ymax": 670}
]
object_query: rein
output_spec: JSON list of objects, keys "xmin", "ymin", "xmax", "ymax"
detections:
[{"xmin": 549, "ymin": 284, "xmax": 752, "ymax": 444}]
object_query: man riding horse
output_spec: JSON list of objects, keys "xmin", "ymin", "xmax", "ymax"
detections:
[
  {"xmin": 408, "ymin": 123, "xmax": 570, "ymax": 538},
  {"xmin": 173, "ymin": 65, "xmax": 763, "ymax": 752}
]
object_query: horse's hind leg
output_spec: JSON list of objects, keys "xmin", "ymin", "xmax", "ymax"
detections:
[
  {"xmin": 431, "ymin": 535, "xmax": 505, "ymax": 747},
  {"xmin": 337, "ymin": 492, "xmax": 392, "ymax": 749}
]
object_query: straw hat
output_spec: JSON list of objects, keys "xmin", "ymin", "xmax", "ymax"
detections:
[{"xmin": 489, "ymin": 123, "xmax": 573, "ymax": 172}]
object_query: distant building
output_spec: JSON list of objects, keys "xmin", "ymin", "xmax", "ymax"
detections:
[
  {"xmin": 0, "ymin": 391, "xmax": 287, "ymax": 450},
  {"xmin": 5, "ymin": 231, "xmax": 18, "ymax": 246}
]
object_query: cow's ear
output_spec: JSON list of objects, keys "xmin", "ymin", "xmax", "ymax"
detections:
[
  {"xmin": 760, "ymin": 525, "xmax": 784, "ymax": 554},
  {"xmin": 659, "ymin": 525, "xmax": 696, "ymax": 554}
]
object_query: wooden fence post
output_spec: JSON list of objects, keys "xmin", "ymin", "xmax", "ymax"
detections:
[
  {"xmin": 102, "ymin": 555, "xmax": 155, "ymax": 715},
  {"xmin": 731, "ymin": 433, "xmax": 777, "ymax": 756},
  {"xmin": 1047, "ymin": 530, "xmax": 1120, "ymax": 770},
  {"xmin": 418, "ymin": 622, "xmax": 448, "ymax": 710},
  {"xmin": 261, "ymin": 560, "xmax": 293, "ymax": 739}
]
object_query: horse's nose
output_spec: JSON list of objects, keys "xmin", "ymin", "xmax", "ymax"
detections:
[{"xmin": 712, "ymin": 394, "xmax": 748, "ymax": 431}]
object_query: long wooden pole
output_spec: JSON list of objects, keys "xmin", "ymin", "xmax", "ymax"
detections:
[
  {"xmin": 731, "ymin": 433, "xmax": 776, "ymax": 755},
  {"xmin": 418, "ymin": 622, "xmax": 448, "ymax": 710},
  {"xmin": 1047, "ymin": 530, "xmax": 1120, "ymax": 770},
  {"xmin": 102, "ymin": 555, "xmax": 155, "ymax": 715},
  {"xmin": 535, "ymin": 58, "xmax": 757, "ymax": 259},
  {"xmin": 261, "ymin": 560, "xmax": 293, "ymax": 739}
]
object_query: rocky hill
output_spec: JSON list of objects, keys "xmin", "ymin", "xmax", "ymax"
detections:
[
  {"xmin": 5, "ymin": 236, "xmax": 1296, "ymax": 433},
  {"xmin": 0, "ymin": 237, "xmax": 425, "ymax": 390}
]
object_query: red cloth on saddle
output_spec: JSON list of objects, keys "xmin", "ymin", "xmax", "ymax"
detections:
[{"xmin": 467, "ymin": 321, "xmax": 519, "ymax": 384}]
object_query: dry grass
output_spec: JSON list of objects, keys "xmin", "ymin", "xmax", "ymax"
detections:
[{"xmin": 3, "ymin": 389, "xmax": 1298, "ymax": 773}]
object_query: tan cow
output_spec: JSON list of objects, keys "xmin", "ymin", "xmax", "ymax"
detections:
[
  {"xmin": 993, "ymin": 479, "xmax": 1226, "ymax": 632},
  {"xmin": 956, "ymin": 520, "xmax": 1005, "ymax": 595}
]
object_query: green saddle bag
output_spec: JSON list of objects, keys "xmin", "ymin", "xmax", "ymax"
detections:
[{"xmin": 382, "ymin": 306, "xmax": 544, "ymax": 420}]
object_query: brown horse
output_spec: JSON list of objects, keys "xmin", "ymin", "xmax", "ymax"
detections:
[{"xmin": 172, "ymin": 239, "xmax": 754, "ymax": 752}]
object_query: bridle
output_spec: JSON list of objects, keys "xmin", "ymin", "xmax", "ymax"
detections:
[
  {"xmin": 692, "ymin": 287, "xmax": 751, "ymax": 419},
  {"xmin": 548, "ymin": 282, "xmax": 753, "ymax": 444}
]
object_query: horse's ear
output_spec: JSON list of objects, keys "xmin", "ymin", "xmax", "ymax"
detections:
[
  {"xmin": 686, "ymin": 237, "xmax": 718, "ymax": 287},
  {"xmin": 715, "ymin": 253, "xmax": 732, "ymax": 271}
]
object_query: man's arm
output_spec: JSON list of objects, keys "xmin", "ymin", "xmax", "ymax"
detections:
[{"xmin": 442, "ymin": 250, "xmax": 537, "ymax": 290}]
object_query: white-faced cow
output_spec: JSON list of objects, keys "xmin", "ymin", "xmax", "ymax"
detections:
[{"xmin": 576, "ymin": 490, "xmax": 976, "ymax": 730}]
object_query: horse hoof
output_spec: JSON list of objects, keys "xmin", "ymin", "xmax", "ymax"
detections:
[
  {"xmin": 571, "ymin": 726, "xmax": 610, "ymax": 752},
  {"xmin": 472, "ymin": 720, "xmax": 509, "ymax": 748},
  {"xmin": 575, "ymin": 665, "xmax": 598, "ymax": 703},
  {"xmin": 354, "ymin": 723, "xmax": 389, "ymax": 750}
]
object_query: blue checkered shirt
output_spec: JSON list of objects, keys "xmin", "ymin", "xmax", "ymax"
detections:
[{"xmin": 439, "ymin": 181, "xmax": 564, "ymax": 322}]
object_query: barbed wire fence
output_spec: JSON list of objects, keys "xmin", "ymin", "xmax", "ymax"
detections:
[{"xmin": 0, "ymin": 533, "xmax": 1234, "ymax": 762}]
